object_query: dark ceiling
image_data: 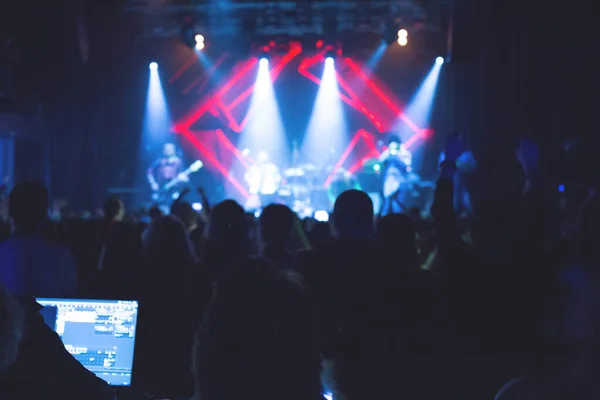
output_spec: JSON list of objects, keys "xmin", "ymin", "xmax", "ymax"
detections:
[{"xmin": 123, "ymin": 0, "xmax": 452, "ymax": 40}]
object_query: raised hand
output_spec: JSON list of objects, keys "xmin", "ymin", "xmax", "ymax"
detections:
[
  {"xmin": 444, "ymin": 132, "xmax": 465, "ymax": 163},
  {"xmin": 180, "ymin": 186, "xmax": 192, "ymax": 196}
]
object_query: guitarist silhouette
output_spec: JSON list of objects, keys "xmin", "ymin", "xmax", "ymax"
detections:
[{"xmin": 147, "ymin": 143, "xmax": 203, "ymax": 203}]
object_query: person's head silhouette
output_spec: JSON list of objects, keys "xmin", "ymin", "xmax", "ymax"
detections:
[
  {"xmin": 332, "ymin": 190, "xmax": 373, "ymax": 240},
  {"xmin": 9, "ymin": 182, "xmax": 49, "ymax": 234},
  {"xmin": 260, "ymin": 204, "xmax": 295, "ymax": 247}
]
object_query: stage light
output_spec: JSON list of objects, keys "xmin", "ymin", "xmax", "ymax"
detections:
[
  {"xmin": 436, "ymin": 57, "xmax": 445, "ymax": 65},
  {"xmin": 558, "ymin": 184, "xmax": 565, "ymax": 193},
  {"xmin": 149, "ymin": 62, "xmax": 158, "ymax": 70},
  {"xmin": 259, "ymin": 57, "xmax": 269, "ymax": 67},
  {"xmin": 324, "ymin": 46, "xmax": 337, "ymax": 61},
  {"xmin": 314, "ymin": 210, "xmax": 329, "ymax": 222},
  {"xmin": 325, "ymin": 56, "xmax": 334, "ymax": 65},
  {"xmin": 195, "ymin": 41, "xmax": 205, "ymax": 51},
  {"xmin": 192, "ymin": 202, "xmax": 203, "ymax": 211},
  {"xmin": 373, "ymin": 163, "xmax": 381, "ymax": 172},
  {"xmin": 195, "ymin": 34, "xmax": 204, "ymax": 44},
  {"xmin": 397, "ymin": 29, "xmax": 408, "ymax": 46}
]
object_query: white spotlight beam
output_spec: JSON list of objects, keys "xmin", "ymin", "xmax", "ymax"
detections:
[
  {"xmin": 143, "ymin": 66, "xmax": 171, "ymax": 143},
  {"xmin": 397, "ymin": 60, "xmax": 443, "ymax": 141},
  {"xmin": 238, "ymin": 57, "xmax": 287, "ymax": 168},
  {"xmin": 303, "ymin": 58, "xmax": 348, "ymax": 167}
]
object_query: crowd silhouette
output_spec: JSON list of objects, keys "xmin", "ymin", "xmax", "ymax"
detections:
[{"xmin": 1, "ymin": 135, "xmax": 599, "ymax": 400}]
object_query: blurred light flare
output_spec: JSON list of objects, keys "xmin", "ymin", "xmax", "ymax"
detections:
[
  {"xmin": 149, "ymin": 62, "xmax": 158, "ymax": 70},
  {"xmin": 195, "ymin": 34, "xmax": 204, "ymax": 44}
]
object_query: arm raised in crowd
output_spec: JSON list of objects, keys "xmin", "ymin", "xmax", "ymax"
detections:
[{"xmin": 431, "ymin": 134, "xmax": 464, "ymax": 252}]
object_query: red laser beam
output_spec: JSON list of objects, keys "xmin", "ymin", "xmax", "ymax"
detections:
[
  {"xmin": 179, "ymin": 129, "xmax": 249, "ymax": 198},
  {"xmin": 174, "ymin": 51, "xmax": 300, "ymax": 198},
  {"xmin": 323, "ymin": 129, "xmax": 381, "ymax": 186},
  {"xmin": 343, "ymin": 57, "xmax": 421, "ymax": 135},
  {"xmin": 298, "ymin": 55, "xmax": 388, "ymax": 132},
  {"xmin": 219, "ymin": 47, "xmax": 301, "ymax": 133},
  {"xmin": 181, "ymin": 55, "xmax": 226, "ymax": 95},
  {"xmin": 306, "ymin": 57, "xmax": 428, "ymax": 181},
  {"xmin": 403, "ymin": 128, "xmax": 431, "ymax": 149},
  {"xmin": 323, "ymin": 130, "xmax": 365, "ymax": 188},
  {"xmin": 348, "ymin": 153, "xmax": 378, "ymax": 174},
  {"xmin": 175, "ymin": 51, "xmax": 430, "ymax": 198},
  {"xmin": 174, "ymin": 59, "xmax": 259, "ymax": 198},
  {"xmin": 215, "ymin": 129, "xmax": 252, "ymax": 168},
  {"xmin": 169, "ymin": 54, "xmax": 199, "ymax": 84},
  {"xmin": 178, "ymin": 58, "xmax": 257, "ymax": 130}
]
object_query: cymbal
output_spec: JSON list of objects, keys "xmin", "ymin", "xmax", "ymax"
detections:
[
  {"xmin": 298, "ymin": 163, "xmax": 319, "ymax": 172},
  {"xmin": 283, "ymin": 168, "xmax": 305, "ymax": 177}
]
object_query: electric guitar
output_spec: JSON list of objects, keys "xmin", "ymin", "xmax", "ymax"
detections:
[{"xmin": 152, "ymin": 160, "xmax": 203, "ymax": 202}]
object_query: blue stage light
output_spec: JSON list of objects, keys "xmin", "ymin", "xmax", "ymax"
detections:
[
  {"xmin": 149, "ymin": 62, "xmax": 158, "ymax": 70},
  {"xmin": 436, "ymin": 57, "xmax": 445, "ymax": 65}
]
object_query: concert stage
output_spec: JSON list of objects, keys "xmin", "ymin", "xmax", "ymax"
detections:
[{"xmin": 129, "ymin": 1, "xmax": 451, "ymax": 215}]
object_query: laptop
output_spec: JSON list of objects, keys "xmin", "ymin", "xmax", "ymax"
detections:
[{"xmin": 36, "ymin": 298, "xmax": 139, "ymax": 387}]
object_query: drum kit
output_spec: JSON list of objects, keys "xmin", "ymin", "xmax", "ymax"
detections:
[
  {"xmin": 276, "ymin": 157, "xmax": 434, "ymax": 215},
  {"xmin": 278, "ymin": 163, "xmax": 327, "ymax": 217}
]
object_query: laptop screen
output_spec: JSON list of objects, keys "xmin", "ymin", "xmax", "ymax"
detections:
[{"xmin": 36, "ymin": 298, "xmax": 139, "ymax": 386}]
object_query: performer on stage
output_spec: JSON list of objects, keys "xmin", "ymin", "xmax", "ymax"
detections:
[
  {"xmin": 245, "ymin": 151, "xmax": 281, "ymax": 209},
  {"xmin": 379, "ymin": 135, "xmax": 412, "ymax": 169},
  {"xmin": 379, "ymin": 135, "xmax": 413, "ymax": 216},
  {"xmin": 147, "ymin": 142, "xmax": 189, "ymax": 201}
]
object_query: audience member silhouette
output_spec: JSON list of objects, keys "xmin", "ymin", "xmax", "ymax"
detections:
[
  {"xmin": 0, "ymin": 284, "xmax": 112, "ymax": 399},
  {"xmin": 202, "ymin": 200, "xmax": 250, "ymax": 282},
  {"xmin": 0, "ymin": 182, "xmax": 77, "ymax": 298},
  {"xmin": 259, "ymin": 203, "xmax": 296, "ymax": 270},
  {"xmin": 193, "ymin": 257, "xmax": 322, "ymax": 400}
]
